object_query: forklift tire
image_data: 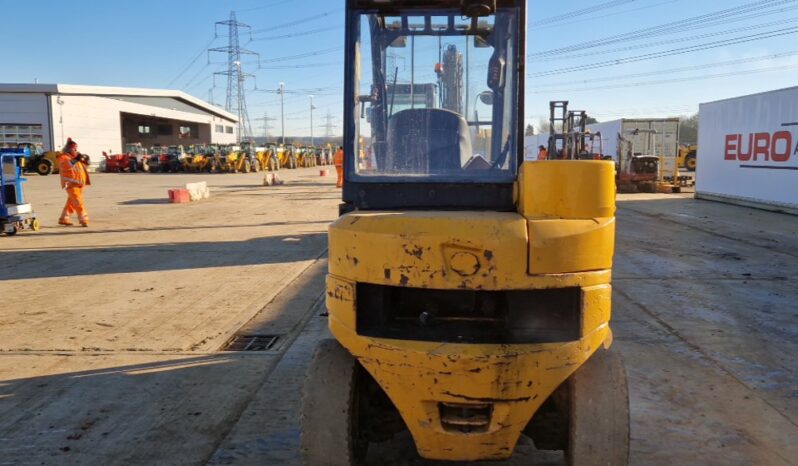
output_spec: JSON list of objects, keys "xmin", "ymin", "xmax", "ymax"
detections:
[
  {"xmin": 243, "ymin": 160, "xmax": 252, "ymax": 173},
  {"xmin": 567, "ymin": 348, "xmax": 630, "ymax": 466},
  {"xmin": 36, "ymin": 159, "xmax": 53, "ymax": 176},
  {"xmin": 5, "ymin": 225, "xmax": 18, "ymax": 236},
  {"xmin": 685, "ymin": 153, "xmax": 697, "ymax": 172},
  {"xmin": 31, "ymin": 218, "xmax": 41, "ymax": 231},
  {"xmin": 301, "ymin": 339, "xmax": 367, "ymax": 466},
  {"xmin": 252, "ymin": 160, "xmax": 261, "ymax": 172},
  {"xmin": 269, "ymin": 156, "xmax": 279, "ymax": 172},
  {"xmin": 290, "ymin": 156, "xmax": 297, "ymax": 169}
]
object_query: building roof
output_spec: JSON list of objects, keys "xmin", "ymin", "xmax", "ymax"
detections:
[{"xmin": 0, "ymin": 83, "xmax": 237, "ymax": 122}]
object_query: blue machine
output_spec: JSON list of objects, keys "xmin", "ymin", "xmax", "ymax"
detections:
[{"xmin": 0, "ymin": 147, "xmax": 40, "ymax": 235}]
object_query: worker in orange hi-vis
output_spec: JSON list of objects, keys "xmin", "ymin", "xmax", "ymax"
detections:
[
  {"xmin": 334, "ymin": 146, "xmax": 344, "ymax": 188},
  {"xmin": 57, "ymin": 138, "xmax": 91, "ymax": 227},
  {"xmin": 537, "ymin": 145, "xmax": 549, "ymax": 161}
]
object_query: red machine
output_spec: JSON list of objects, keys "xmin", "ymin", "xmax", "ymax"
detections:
[{"xmin": 103, "ymin": 152, "xmax": 136, "ymax": 173}]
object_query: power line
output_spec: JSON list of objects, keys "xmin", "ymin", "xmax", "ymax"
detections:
[
  {"xmin": 531, "ymin": 0, "xmax": 679, "ymax": 32},
  {"xmin": 529, "ymin": 26, "xmax": 798, "ymax": 77},
  {"xmin": 249, "ymin": 25, "xmax": 342, "ymax": 42},
  {"xmin": 259, "ymin": 46, "xmax": 343, "ymax": 65},
  {"xmin": 536, "ymin": 13, "xmax": 798, "ymax": 62},
  {"xmin": 531, "ymin": 0, "xmax": 636, "ymax": 26},
  {"xmin": 532, "ymin": 62, "xmax": 798, "ymax": 94},
  {"xmin": 167, "ymin": 36, "xmax": 217, "ymax": 87},
  {"xmin": 250, "ymin": 8, "xmax": 343, "ymax": 35},
  {"xmin": 530, "ymin": 0, "xmax": 797, "ymax": 57},
  {"xmin": 533, "ymin": 49, "xmax": 798, "ymax": 88}
]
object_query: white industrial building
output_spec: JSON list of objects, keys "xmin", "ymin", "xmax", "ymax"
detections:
[{"xmin": 0, "ymin": 84, "xmax": 238, "ymax": 162}]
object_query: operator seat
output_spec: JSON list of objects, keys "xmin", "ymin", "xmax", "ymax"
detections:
[{"xmin": 385, "ymin": 108, "xmax": 472, "ymax": 174}]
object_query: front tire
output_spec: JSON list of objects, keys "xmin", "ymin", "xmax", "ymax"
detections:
[
  {"xmin": 36, "ymin": 159, "xmax": 53, "ymax": 176},
  {"xmin": 301, "ymin": 339, "xmax": 367, "ymax": 466},
  {"xmin": 567, "ymin": 348, "xmax": 630, "ymax": 466},
  {"xmin": 685, "ymin": 153, "xmax": 697, "ymax": 172}
]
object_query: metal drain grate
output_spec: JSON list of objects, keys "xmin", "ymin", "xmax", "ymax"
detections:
[{"xmin": 224, "ymin": 334, "xmax": 280, "ymax": 351}]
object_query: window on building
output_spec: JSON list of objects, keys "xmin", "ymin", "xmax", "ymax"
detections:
[
  {"xmin": 138, "ymin": 125, "xmax": 151, "ymax": 135},
  {"xmin": 178, "ymin": 124, "xmax": 200, "ymax": 140},
  {"xmin": 225, "ymin": 126, "xmax": 234, "ymax": 134},
  {"xmin": 157, "ymin": 124, "xmax": 173, "ymax": 136},
  {"xmin": 215, "ymin": 125, "xmax": 224, "ymax": 133},
  {"xmin": 0, "ymin": 124, "xmax": 44, "ymax": 149}
]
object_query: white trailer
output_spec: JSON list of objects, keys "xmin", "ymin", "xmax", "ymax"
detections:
[{"xmin": 697, "ymin": 86, "xmax": 798, "ymax": 214}]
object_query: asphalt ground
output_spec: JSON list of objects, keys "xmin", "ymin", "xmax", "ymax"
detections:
[{"xmin": 1, "ymin": 169, "xmax": 795, "ymax": 465}]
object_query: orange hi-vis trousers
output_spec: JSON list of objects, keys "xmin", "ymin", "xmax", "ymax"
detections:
[{"xmin": 60, "ymin": 185, "xmax": 89, "ymax": 224}]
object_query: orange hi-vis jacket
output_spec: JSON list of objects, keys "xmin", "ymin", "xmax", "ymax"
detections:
[
  {"xmin": 334, "ymin": 149, "xmax": 344, "ymax": 167},
  {"xmin": 58, "ymin": 153, "xmax": 89, "ymax": 188}
]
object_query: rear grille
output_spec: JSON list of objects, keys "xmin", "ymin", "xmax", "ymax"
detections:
[
  {"xmin": 440, "ymin": 403, "xmax": 492, "ymax": 433},
  {"xmin": 356, "ymin": 284, "xmax": 581, "ymax": 344}
]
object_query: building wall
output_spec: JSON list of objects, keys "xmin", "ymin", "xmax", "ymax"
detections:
[
  {"xmin": 120, "ymin": 115, "xmax": 212, "ymax": 148},
  {"xmin": 1, "ymin": 90, "xmax": 238, "ymax": 163},
  {"xmin": 0, "ymin": 93, "xmax": 53, "ymax": 150},
  {"xmin": 53, "ymin": 95, "xmax": 124, "ymax": 158}
]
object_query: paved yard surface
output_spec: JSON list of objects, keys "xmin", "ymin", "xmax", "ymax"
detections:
[{"xmin": 1, "ymin": 171, "xmax": 796, "ymax": 465}]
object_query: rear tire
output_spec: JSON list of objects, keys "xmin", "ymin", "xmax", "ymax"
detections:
[
  {"xmin": 129, "ymin": 160, "xmax": 138, "ymax": 173},
  {"xmin": 566, "ymin": 348, "xmax": 630, "ymax": 466},
  {"xmin": 301, "ymin": 339, "xmax": 367, "ymax": 466}
]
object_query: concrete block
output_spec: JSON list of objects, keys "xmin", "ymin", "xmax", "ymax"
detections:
[
  {"xmin": 168, "ymin": 189, "xmax": 191, "ymax": 204},
  {"xmin": 185, "ymin": 182, "xmax": 208, "ymax": 201},
  {"xmin": 263, "ymin": 173, "xmax": 284, "ymax": 186}
]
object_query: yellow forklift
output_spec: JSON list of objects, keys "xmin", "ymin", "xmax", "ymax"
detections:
[{"xmin": 300, "ymin": 1, "xmax": 628, "ymax": 465}]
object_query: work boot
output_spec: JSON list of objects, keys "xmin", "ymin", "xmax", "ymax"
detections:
[
  {"xmin": 58, "ymin": 218, "xmax": 73, "ymax": 226},
  {"xmin": 79, "ymin": 217, "xmax": 89, "ymax": 227}
]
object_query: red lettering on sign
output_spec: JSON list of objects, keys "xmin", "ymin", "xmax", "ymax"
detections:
[
  {"xmin": 724, "ymin": 134, "xmax": 738, "ymax": 160},
  {"xmin": 725, "ymin": 130, "xmax": 795, "ymax": 164},
  {"xmin": 738, "ymin": 134, "xmax": 753, "ymax": 161},
  {"xmin": 771, "ymin": 131, "xmax": 792, "ymax": 162}
]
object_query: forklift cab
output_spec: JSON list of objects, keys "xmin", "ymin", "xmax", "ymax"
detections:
[{"xmin": 343, "ymin": 0, "xmax": 523, "ymax": 212}]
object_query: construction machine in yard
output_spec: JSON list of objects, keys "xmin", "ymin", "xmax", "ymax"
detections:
[
  {"xmin": 102, "ymin": 143, "xmax": 148, "ymax": 173},
  {"xmin": 147, "ymin": 146, "xmax": 170, "ymax": 173},
  {"xmin": 677, "ymin": 144, "xmax": 697, "ymax": 171},
  {"xmin": 297, "ymin": 146, "xmax": 318, "ymax": 168},
  {"xmin": 281, "ymin": 144, "xmax": 299, "ymax": 169},
  {"xmin": 259, "ymin": 144, "xmax": 281, "ymax": 171},
  {"xmin": 18, "ymin": 143, "xmax": 62, "ymax": 176},
  {"xmin": 300, "ymin": 1, "xmax": 629, "ymax": 465}
]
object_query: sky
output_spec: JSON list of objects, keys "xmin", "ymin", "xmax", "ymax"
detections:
[{"xmin": 3, "ymin": 0, "xmax": 798, "ymax": 136}]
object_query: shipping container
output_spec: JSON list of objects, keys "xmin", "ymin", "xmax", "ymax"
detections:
[
  {"xmin": 587, "ymin": 118, "xmax": 680, "ymax": 161},
  {"xmin": 697, "ymin": 86, "xmax": 798, "ymax": 214}
]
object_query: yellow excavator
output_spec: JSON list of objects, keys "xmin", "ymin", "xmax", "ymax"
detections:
[{"xmin": 300, "ymin": 1, "xmax": 628, "ymax": 464}]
